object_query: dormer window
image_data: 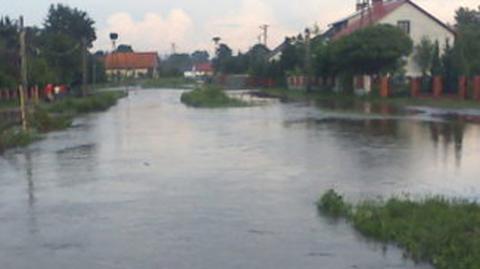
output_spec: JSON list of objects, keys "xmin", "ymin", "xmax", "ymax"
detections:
[{"xmin": 397, "ymin": 20, "xmax": 411, "ymax": 34}]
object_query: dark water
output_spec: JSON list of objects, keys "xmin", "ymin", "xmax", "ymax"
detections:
[{"xmin": 2, "ymin": 89, "xmax": 479, "ymax": 269}]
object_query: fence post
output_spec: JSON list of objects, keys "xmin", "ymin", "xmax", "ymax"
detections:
[
  {"xmin": 433, "ymin": 76, "xmax": 443, "ymax": 98},
  {"xmin": 474, "ymin": 76, "xmax": 480, "ymax": 101},
  {"xmin": 379, "ymin": 76, "xmax": 390, "ymax": 97},
  {"xmin": 458, "ymin": 76, "xmax": 467, "ymax": 99}
]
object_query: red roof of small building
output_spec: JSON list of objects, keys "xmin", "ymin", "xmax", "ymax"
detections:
[
  {"xmin": 194, "ymin": 62, "xmax": 213, "ymax": 73},
  {"xmin": 104, "ymin": 52, "xmax": 159, "ymax": 70},
  {"xmin": 331, "ymin": 0, "xmax": 455, "ymax": 40}
]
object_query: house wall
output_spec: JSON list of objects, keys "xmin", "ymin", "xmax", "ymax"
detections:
[
  {"xmin": 106, "ymin": 68, "xmax": 150, "ymax": 80},
  {"xmin": 379, "ymin": 3, "xmax": 455, "ymax": 77}
]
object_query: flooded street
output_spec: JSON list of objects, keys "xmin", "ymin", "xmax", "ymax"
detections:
[{"xmin": 2, "ymin": 89, "xmax": 480, "ymax": 269}]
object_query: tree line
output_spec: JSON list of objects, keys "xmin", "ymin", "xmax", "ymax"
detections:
[
  {"xmin": 211, "ymin": 5, "xmax": 480, "ymax": 88},
  {"xmin": 0, "ymin": 4, "xmax": 105, "ymax": 90}
]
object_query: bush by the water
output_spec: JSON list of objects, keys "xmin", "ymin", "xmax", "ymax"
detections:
[
  {"xmin": 318, "ymin": 190, "xmax": 480, "ymax": 269},
  {"xmin": 180, "ymin": 86, "xmax": 247, "ymax": 108},
  {"xmin": 29, "ymin": 107, "xmax": 72, "ymax": 133}
]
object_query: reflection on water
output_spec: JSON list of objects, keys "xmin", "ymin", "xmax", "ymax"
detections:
[{"xmin": 1, "ymin": 90, "xmax": 479, "ymax": 269}]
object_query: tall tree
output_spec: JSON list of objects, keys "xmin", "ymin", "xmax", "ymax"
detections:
[
  {"xmin": 414, "ymin": 37, "xmax": 435, "ymax": 77},
  {"xmin": 455, "ymin": 6, "xmax": 480, "ymax": 75},
  {"xmin": 191, "ymin": 50, "xmax": 210, "ymax": 64},
  {"xmin": 331, "ymin": 24, "xmax": 413, "ymax": 75},
  {"xmin": 44, "ymin": 4, "xmax": 96, "ymax": 47}
]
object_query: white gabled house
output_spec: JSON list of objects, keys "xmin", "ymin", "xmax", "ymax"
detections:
[{"xmin": 325, "ymin": 0, "xmax": 456, "ymax": 78}]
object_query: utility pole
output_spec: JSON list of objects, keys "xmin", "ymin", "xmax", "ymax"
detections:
[
  {"xmin": 19, "ymin": 16, "xmax": 28, "ymax": 131},
  {"xmin": 81, "ymin": 37, "xmax": 88, "ymax": 97},
  {"xmin": 171, "ymin": 43, "xmax": 177, "ymax": 55},
  {"xmin": 304, "ymin": 28, "xmax": 312, "ymax": 93},
  {"xmin": 259, "ymin": 24, "xmax": 269, "ymax": 47}
]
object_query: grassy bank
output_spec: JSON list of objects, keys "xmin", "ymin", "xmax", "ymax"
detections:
[
  {"xmin": 43, "ymin": 91, "xmax": 127, "ymax": 115},
  {"xmin": 142, "ymin": 77, "xmax": 194, "ymax": 89},
  {"xmin": 258, "ymin": 88, "xmax": 480, "ymax": 110},
  {"xmin": 0, "ymin": 91, "xmax": 126, "ymax": 153},
  {"xmin": 318, "ymin": 190, "xmax": 480, "ymax": 269},
  {"xmin": 181, "ymin": 86, "xmax": 248, "ymax": 108}
]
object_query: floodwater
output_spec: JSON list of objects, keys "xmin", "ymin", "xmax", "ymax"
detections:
[{"xmin": 1, "ymin": 89, "xmax": 480, "ymax": 269}]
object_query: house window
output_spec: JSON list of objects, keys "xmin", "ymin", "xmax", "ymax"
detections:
[{"xmin": 397, "ymin": 20, "xmax": 411, "ymax": 34}]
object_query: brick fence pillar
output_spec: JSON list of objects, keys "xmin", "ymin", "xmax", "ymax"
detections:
[
  {"xmin": 474, "ymin": 76, "xmax": 480, "ymax": 100},
  {"xmin": 379, "ymin": 76, "xmax": 390, "ymax": 97},
  {"xmin": 433, "ymin": 76, "xmax": 443, "ymax": 98},
  {"xmin": 458, "ymin": 76, "xmax": 467, "ymax": 99},
  {"xmin": 410, "ymin": 77, "xmax": 421, "ymax": 97}
]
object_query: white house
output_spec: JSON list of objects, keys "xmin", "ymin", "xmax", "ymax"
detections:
[{"xmin": 325, "ymin": 0, "xmax": 456, "ymax": 78}]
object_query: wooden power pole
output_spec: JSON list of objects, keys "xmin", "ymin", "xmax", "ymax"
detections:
[
  {"xmin": 19, "ymin": 16, "xmax": 28, "ymax": 131},
  {"xmin": 81, "ymin": 37, "xmax": 88, "ymax": 97}
]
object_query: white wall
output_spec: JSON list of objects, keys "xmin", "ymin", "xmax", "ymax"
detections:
[{"xmin": 380, "ymin": 3, "xmax": 455, "ymax": 77}]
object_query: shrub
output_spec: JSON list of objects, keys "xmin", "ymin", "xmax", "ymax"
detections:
[{"xmin": 180, "ymin": 86, "xmax": 247, "ymax": 108}]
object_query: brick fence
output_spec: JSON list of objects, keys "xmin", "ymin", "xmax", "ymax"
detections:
[{"xmin": 408, "ymin": 76, "xmax": 480, "ymax": 100}]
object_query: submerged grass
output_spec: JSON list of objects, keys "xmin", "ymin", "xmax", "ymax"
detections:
[
  {"xmin": 181, "ymin": 86, "xmax": 248, "ymax": 108},
  {"xmin": 318, "ymin": 190, "xmax": 480, "ymax": 269},
  {"xmin": 0, "ymin": 128, "xmax": 39, "ymax": 152}
]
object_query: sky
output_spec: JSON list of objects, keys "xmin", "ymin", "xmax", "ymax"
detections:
[{"xmin": 1, "ymin": 0, "xmax": 478, "ymax": 56}]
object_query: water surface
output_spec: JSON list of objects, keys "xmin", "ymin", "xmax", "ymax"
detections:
[{"xmin": 2, "ymin": 89, "xmax": 480, "ymax": 269}]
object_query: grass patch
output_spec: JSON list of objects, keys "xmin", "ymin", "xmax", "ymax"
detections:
[
  {"xmin": 142, "ymin": 77, "xmax": 194, "ymax": 89},
  {"xmin": 0, "ymin": 127, "xmax": 39, "ymax": 152},
  {"xmin": 44, "ymin": 91, "xmax": 127, "ymax": 115},
  {"xmin": 29, "ymin": 107, "xmax": 72, "ymax": 133},
  {"xmin": 181, "ymin": 86, "xmax": 248, "ymax": 108},
  {"xmin": 318, "ymin": 190, "xmax": 480, "ymax": 269}
]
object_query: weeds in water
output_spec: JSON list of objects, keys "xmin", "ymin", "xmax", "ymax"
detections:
[
  {"xmin": 317, "ymin": 190, "xmax": 480, "ymax": 269},
  {"xmin": 317, "ymin": 189, "xmax": 351, "ymax": 218},
  {"xmin": 29, "ymin": 107, "xmax": 72, "ymax": 133},
  {"xmin": 181, "ymin": 86, "xmax": 248, "ymax": 108},
  {"xmin": 0, "ymin": 128, "xmax": 38, "ymax": 152},
  {"xmin": 45, "ymin": 91, "xmax": 127, "ymax": 115}
]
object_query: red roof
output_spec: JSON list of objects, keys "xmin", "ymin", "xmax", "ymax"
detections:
[
  {"xmin": 194, "ymin": 63, "xmax": 213, "ymax": 73},
  {"xmin": 331, "ymin": 0, "xmax": 455, "ymax": 40},
  {"xmin": 333, "ymin": 0, "xmax": 406, "ymax": 40},
  {"xmin": 104, "ymin": 52, "xmax": 159, "ymax": 70}
]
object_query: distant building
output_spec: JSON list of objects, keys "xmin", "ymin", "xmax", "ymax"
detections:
[
  {"xmin": 104, "ymin": 52, "xmax": 160, "ymax": 80},
  {"xmin": 184, "ymin": 62, "xmax": 214, "ymax": 79},
  {"xmin": 324, "ymin": 0, "xmax": 455, "ymax": 77}
]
